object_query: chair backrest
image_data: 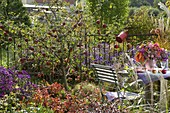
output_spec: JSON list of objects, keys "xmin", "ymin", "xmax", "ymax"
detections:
[{"xmin": 91, "ymin": 63, "xmax": 118, "ymax": 84}]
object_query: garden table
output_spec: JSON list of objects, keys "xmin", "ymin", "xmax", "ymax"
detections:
[
  {"xmin": 137, "ymin": 69, "xmax": 170, "ymax": 84},
  {"xmin": 137, "ymin": 69, "xmax": 170, "ymax": 111}
]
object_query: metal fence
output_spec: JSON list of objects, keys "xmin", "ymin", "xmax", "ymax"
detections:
[{"xmin": 0, "ymin": 33, "xmax": 162, "ymax": 83}]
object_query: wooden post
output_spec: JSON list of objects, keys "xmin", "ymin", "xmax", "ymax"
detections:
[{"xmin": 159, "ymin": 79, "xmax": 168, "ymax": 112}]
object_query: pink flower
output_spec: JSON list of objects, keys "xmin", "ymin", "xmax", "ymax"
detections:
[
  {"xmin": 154, "ymin": 43, "xmax": 159, "ymax": 47},
  {"xmin": 135, "ymin": 42, "xmax": 168, "ymax": 62},
  {"xmin": 161, "ymin": 48, "xmax": 165, "ymax": 51},
  {"xmin": 148, "ymin": 43, "xmax": 153, "ymax": 48}
]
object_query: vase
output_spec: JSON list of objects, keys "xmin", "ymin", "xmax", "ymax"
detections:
[{"xmin": 145, "ymin": 59, "xmax": 156, "ymax": 70}]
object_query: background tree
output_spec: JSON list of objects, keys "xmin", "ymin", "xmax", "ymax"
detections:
[
  {"xmin": 0, "ymin": 0, "xmax": 31, "ymax": 26},
  {"xmin": 127, "ymin": 6, "xmax": 156, "ymax": 43},
  {"xmin": 86, "ymin": 0, "xmax": 129, "ymax": 31}
]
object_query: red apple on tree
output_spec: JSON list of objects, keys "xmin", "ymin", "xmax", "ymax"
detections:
[
  {"xmin": 18, "ymin": 44, "xmax": 21, "ymax": 48},
  {"xmin": 96, "ymin": 20, "xmax": 100, "ymax": 24},
  {"xmin": 8, "ymin": 37, "xmax": 12, "ymax": 42},
  {"xmin": 71, "ymin": 69, "xmax": 75, "ymax": 73},
  {"xmin": 46, "ymin": 61, "xmax": 51, "ymax": 65},
  {"xmin": 102, "ymin": 24, "xmax": 107, "ymax": 28},
  {"xmin": 97, "ymin": 29, "xmax": 100, "ymax": 35},
  {"xmin": 78, "ymin": 22, "xmax": 83, "ymax": 26},
  {"xmin": 25, "ymin": 38, "xmax": 29, "ymax": 42},
  {"xmin": 114, "ymin": 44, "xmax": 119, "ymax": 48},
  {"xmin": 73, "ymin": 24, "xmax": 77, "ymax": 29},
  {"xmin": 58, "ymin": 49, "xmax": 61, "ymax": 53},
  {"xmin": 42, "ymin": 52, "xmax": 46, "ymax": 57},
  {"xmin": 29, "ymin": 46, "xmax": 34, "ymax": 51},
  {"xmin": 52, "ymin": 29, "xmax": 56, "ymax": 33},
  {"xmin": 69, "ymin": 48, "xmax": 73, "ymax": 52},
  {"xmin": 34, "ymin": 39, "xmax": 39, "ymax": 44},
  {"xmin": 4, "ymin": 31, "xmax": 8, "ymax": 36},
  {"xmin": 20, "ymin": 57, "xmax": 26, "ymax": 64},
  {"xmin": 0, "ymin": 24, "xmax": 4, "ymax": 29},
  {"xmin": 62, "ymin": 22, "xmax": 66, "ymax": 26}
]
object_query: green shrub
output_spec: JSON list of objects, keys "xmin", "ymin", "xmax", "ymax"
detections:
[
  {"xmin": 72, "ymin": 82, "xmax": 100, "ymax": 97},
  {"xmin": 129, "ymin": 7, "xmax": 138, "ymax": 16},
  {"xmin": 148, "ymin": 7, "xmax": 160, "ymax": 16}
]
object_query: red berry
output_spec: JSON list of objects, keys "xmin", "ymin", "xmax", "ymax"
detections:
[
  {"xmin": 8, "ymin": 37, "xmax": 12, "ymax": 41},
  {"xmin": 75, "ymin": 10, "xmax": 79, "ymax": 14},
  {"xmin": 102, "ymin": 24, "xmax": 107, "ymax": 28},
  {"xmin": 78, "ymin": 22, "xmax": 83, "ymax": 26},
  {"xmin": 58, "ymin": 50, "xmax": 61, "ymax": 53},
  {"xmin": 29, "ymin": 46, "xmax": 34, "ymax": 51},
  {"xmin": 18, "ymin": 71, "xmax": 23, "ymax": 74},
  {"xmin": 25, "ymin": 38, "xmax": 29, "ymax": 42},
  {"xmin": 4, "ymin": 31, "xmax": 7, "ymax": 36},
  {"xmin": 114, "ymin": 44, "xmax": 119, "ymax": 48},
  {"xmin": 64, "ymin": 48, "xmax": 67, "ymax": 51},
  {"xmin": 51, "ymin": 46, "xmax": 55, "ymax": 49},
  {"xmin": 20, "ymin": 57, "xmax": 26, "ymax": 63},
  {"xmin": 98, "ymin": 44, "xmax": 101, "ymax": 48},
  {"xmin": 42, "ymin": 52, "xmax": 46, "ymax": 57},
  {"xmin": 69, "ymin": 48, "xmax": 73, "ymax": 52},
  {"xmin": 83, "ymin": 51, "xmax": 87, "ymax": 55},
  {"xmin": 96, "ymin": 20, "xmax": 100, "ymax": 24},
  {"xmin": 52, "ymin": 29, "xmax": 56, "ymax": 33},
  {"xmin": 71, "ymin": 69, "xmax": 75, "ymax": 73},
  {"xmin": 62, "ymin": 22, "xmax": 66, "ymax": 26},
  {"xmin": 97, "ymin": 29, "xmax": 100, "ymax": 35},
  {"xmin": 77, "ymin": 44, "xmax": 83, "ymax": 47},
  {"xmin": 162, "ymin": 70, "xmax": 167, "ymax": 74},
  {"xmin": 73, "ymin": 24, "xmax": 77, "ymax": 29},
  {"xmin": 48, "ymin": 32, "xmax": 52, "ymax": 36},
  {"xmin": 34, "ymin": 39, "xmax": 39, "ymax": 44},
  {"xmin": 0, "ymin": 24, "xmax": 4, "ymax": 29},
  {"xmin": 46, "ymin": 61, "xmax": 51, "ymax": 65},
  {"xmin": 18, "ymin": 44, "xmax": 21, "ymax": 48}
]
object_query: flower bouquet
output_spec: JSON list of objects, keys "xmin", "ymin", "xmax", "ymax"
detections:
[{"xmin": 135, "ymin": 42, "xmax": 169, "ymax": 70}]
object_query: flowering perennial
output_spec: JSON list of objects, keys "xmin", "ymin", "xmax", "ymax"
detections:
[
  {"xmin": 135, "ymin": 42, "xmax": 169, "ymax": 64},
  {"xmin": 0, "ymin": 67, "xmax": 37, "ymax": 97}
]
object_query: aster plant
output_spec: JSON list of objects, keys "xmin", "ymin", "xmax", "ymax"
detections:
[{"xmin": 0, "ymin": 66, "xmax": 37, "ymax": 98}]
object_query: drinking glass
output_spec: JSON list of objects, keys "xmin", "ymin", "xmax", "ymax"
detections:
[{"xmin": 161, "ymin": 61, "xmax": 166, "ymax": 69}]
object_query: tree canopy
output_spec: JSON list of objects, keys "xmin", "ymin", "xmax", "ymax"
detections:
[{"xmin": 86, "ymin": 0, "xmax": 129, "ymax": 25}]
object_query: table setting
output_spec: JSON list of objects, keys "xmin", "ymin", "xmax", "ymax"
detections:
[{"xmin": 133, "ymin": 42, "xmax": 170, "ymax": 110}]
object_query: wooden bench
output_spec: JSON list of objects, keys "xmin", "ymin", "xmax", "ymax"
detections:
[{"xmin": 91, "ymin": 63, "xmax": 140, "ymax": 102}]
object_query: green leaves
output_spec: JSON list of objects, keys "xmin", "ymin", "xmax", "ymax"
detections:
[
  {"xmin": 0, "ymin": 0, "xmax": 31, "ymax": 26},
  {"xmin": 87, "ymin": 0, "xmax": 129, "ymax": 25}
]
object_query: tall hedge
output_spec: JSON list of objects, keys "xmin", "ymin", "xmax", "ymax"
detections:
[{"xmin": 86, "ymin": 0, "xmax": 129, "ymax": 25}]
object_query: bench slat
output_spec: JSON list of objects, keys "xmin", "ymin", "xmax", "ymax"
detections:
[
  {"xmin": 91, "ymin": 63, "xmax": 114, "ymax": 70},
  {"xmin": 95, "ymin": 68, "xmax": 116, "ymax": 73},
  {"xmin": 96, "ymin": 71, "xmax": 117, "ymax": 77},
  {"xmin": 98, "ymin": 78, "xmax": 118, "ymax": 84},
  {"xmin": 97, "ymin": 74, "xmax": 118, "ymax": 81},
  {"xmin": 92, "ymin": 63, "xmax": 118, "ymax": 84}
]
